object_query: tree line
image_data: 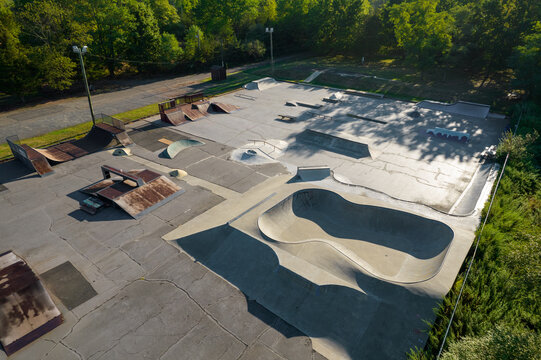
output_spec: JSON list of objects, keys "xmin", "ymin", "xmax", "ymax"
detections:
[{"xmin": 0, "ymin": 0, "xmax": 540, "ymax": 100}]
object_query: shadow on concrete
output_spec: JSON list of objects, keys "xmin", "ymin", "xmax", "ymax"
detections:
[
  {"xmin": 278, "ymin": 89, "xmax": 507, "ymax": 164},
  {"xmin": 172, "ymin": 224, "xmax": 438, "ymax": 360},
  {"xmin": 65, "ymin": 190, "xmax": 133, "ymax": 222},
  {"xmin": 67, "ymin": 207, "xmax": 133, "ymax": 222},
  {"xmin": 0, "ymin": 159, "xmax": 39, "ymax": 185}
]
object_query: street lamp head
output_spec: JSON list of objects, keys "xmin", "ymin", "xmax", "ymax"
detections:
[
  {"xmin": 82, "ymin": 46, "xmax": 88, "ymax": 54},
  {"xmin": 72, "ymin": 45, "xmax": 79, "ymax": 53},
  {"xmin": 265, "ymin": 27, "xmax": 273, "ymax": 33}
]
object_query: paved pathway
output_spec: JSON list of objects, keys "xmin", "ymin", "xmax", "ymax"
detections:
[{"xmin": 0, "ymin": 61, "xmax": 273, "ymax": 143}]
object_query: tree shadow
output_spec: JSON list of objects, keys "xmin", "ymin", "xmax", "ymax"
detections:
[{"xmin": 277, "ymin": 88, "xmax": 507, "ymax": 164}]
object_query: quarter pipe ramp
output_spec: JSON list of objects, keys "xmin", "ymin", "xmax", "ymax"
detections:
[{"xmin": 6, "ymin": 116, "xmax": 133, "ymax": 176}]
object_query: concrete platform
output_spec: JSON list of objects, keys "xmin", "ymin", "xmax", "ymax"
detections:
[{"xmin": 0, "ymin": 79, "xmax": 504, "ymax": 360}]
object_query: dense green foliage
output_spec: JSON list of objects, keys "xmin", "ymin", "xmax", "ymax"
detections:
[
  {"xmin": 408, "ymin": 103, "xmax": 541, "ymax": 358},
  {"xmin": 1, "ymin": 0, "xmax": 541, "ymax": 100}
]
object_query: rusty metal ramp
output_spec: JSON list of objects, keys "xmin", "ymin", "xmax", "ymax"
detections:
[
  {"xmin": 80, "ymin": 165, "xmax": 184, "ymax": 219},
  {"xmin": 212, "ymin": 102, "xmax": 240, "ymax": 113},
  {"xmin": 0, "ymin": 251, "xmax": 63, "ymax": 355},
  {"xmin": 6, "ymin": 136, "xmax": 54, "ymax": 176},
  {"xmin": 6, "ymin": 115, "xmax": 133, "ymax": 176}
]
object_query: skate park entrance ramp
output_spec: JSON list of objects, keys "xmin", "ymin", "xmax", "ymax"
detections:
[
  {"xmin": 296, "ymin": 129, "xmax": 372, "ymax": 159},
  {"xmin": 6, "ymin": 115, "xmax": 132, "ymax": 176},
  {"xmin": 417, "ymin": 100, "xmax": 490, "ymax": 119},
  {"xmin": 79, "ymin": 165, "xmax": 184, "ymax": 219},
  {"xmin": 258, "ymin": 188, "xmax": 454, "ymax": 283},
  {"xmin": 243, "ymin": 77, "xmax": 280, "ymax": 91},
  {"xmin": 0, "ymin": 251, "xmax": 63, "ymax": 355}
]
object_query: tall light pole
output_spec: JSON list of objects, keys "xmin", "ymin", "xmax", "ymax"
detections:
[
  {"xmin": 265, "ymin": 27, "xmax": 274, "ymax": 75},
  {"xmin": 73, "ymin": 45, "xmax": 95, "ymax": 125},
  {"xmin": 195, "ymin": 33, "xmax": 200, "ymax": 51}
]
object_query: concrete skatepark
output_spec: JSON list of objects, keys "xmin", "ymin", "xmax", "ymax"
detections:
[{"xmin": 0, "ymin": 79, "xmax": 506, "ymax": 359}]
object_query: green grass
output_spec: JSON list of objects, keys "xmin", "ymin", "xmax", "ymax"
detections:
[
  {"xmin": 204, "ymin": 72, "xmax": 260, "ymax": 96},
  {"xmin": 114, "ymin": 103, "xmax": 159, "ymax": 122}
]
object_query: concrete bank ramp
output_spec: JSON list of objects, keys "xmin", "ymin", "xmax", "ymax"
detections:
[
  {"xmin": 417, "ymin": 100, "xmax": 490, "ymax": 119},
  {"xmin": 243, "ymin": 77, "xmax": 280, "ymax": 91},
  {"xmin": 258, "ymin": 189, "xmax": 454, "ymax": 283},
  {"xmin": 297, "ymin": 166, "xmax": 331, "ymax": 181},
  {"xmin": 296, "ymin": 129, "xmax": 372, "ymax": 159},
  {"xmin": 160, "ymin": 139, "xmax": 204, "ymax": 159}
]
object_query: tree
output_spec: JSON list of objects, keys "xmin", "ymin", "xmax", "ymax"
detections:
[
  {"xmin": 86, "ymin": 0, "xmax": 134, "ymax": 77},
  {"xmin": 159, "ymin": 32, "xmax": 183, "ymax": 66},
  {"xmin": 440, "ymin": 325, "xmax": 541, "ymax": 360},
  {"xmin": 16, "ymin": 0, "xmax": 88, "ymax": 90},
  {"xmin": 314, "ymin": 0, "xmax": 371, "ymax": 53},
  {"xmin": 146, "ymin": 0, "xmax": 180, "ymax": 31},
  {"xmin": 125, "ymin": 0, "xmax": 162, "ymax": 70},
  {"xmin": 389, "ymin": 0, "xmax": 454, "ymax": 67},
  {"xmin": 510, "ymin": 22, "xmax": 541, "ymax": 99},
  {"xmin": 0, "ymin": 0, "xmax": 39, "ymax": 100}
]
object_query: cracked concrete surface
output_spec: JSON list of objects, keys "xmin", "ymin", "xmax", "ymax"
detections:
[{"xmin": 0, "ymin": 140, "xmax": 318, "ymax": 359}]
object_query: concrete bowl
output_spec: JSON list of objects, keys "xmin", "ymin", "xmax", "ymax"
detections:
[{"xmin": 258, "ymin": 188, "xmax": 454, "ymax": 283}]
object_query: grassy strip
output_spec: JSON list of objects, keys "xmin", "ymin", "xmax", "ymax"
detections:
[
  {"xmin": 114, "ymin": 103, "xmax": 159, "ymax": 122},
  {"xmin": 204, "ymin": 72, "xmax": 260, "ymax": 96}
]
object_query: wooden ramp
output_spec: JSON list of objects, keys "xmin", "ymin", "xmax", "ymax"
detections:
[{"xmin": 6, "ymin": 115, "xmax": 133, "ymax": 176}]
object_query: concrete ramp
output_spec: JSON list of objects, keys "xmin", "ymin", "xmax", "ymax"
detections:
[
  {"xmin": 296, "ymin": 129, "xmax": 372, "ymax": 159},
  {"xmin": 258, "ymin": 189, "xmax": 454, "ymax": 283},
  {"xmin": 417, "ymin": 100, "xmax": 490, "ymax": 119},
  {"xmin": 160, "ymin": 139, "xmax": 204, "ymax": 159},
  {"xmin": 0, "ymin": 251, "xmax": 63, "ymax": 355},
  {"xmin": 243, "ymin": 77, "xmax": 280, "ymax": 91},
  {"xmin": 296, "ymin": 166, "xmax": 331, "ymax": 181}
]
